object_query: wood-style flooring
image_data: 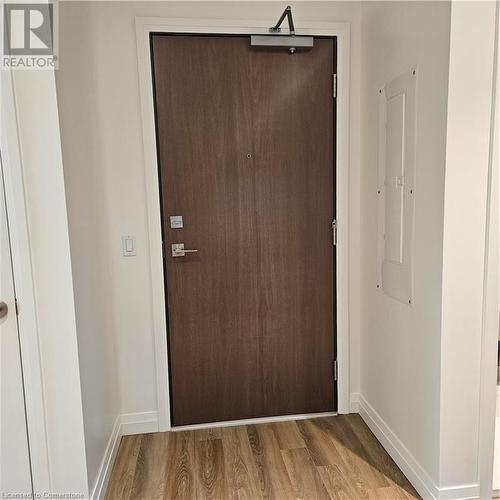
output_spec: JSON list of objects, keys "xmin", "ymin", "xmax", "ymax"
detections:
[{"xmin": 105, "ymin": 414, "xmax": 420, "ymax": 500}]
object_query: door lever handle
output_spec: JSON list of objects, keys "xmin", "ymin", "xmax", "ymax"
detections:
[{"xmin": 172, "ymin": 243, "xmax": 198, "ymax": 257}]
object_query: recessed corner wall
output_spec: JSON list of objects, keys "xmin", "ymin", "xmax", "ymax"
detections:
[
  {"xmin": 360, "ymin": 0, "xmax": 451, "ymax": 489},
  {"xmin": 361, "ymin": 2, "xmax": 498, "ymax": 498}
]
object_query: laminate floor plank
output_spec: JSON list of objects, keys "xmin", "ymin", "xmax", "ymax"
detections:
[
  {"xmin": 105, "ymin": 435, "xmax": 143, "ymax": 500},
  {"xmin": 221, "ymin": 426, "xmax": 262, "ymax": 500},
  {"xmin": 247, "ymin": 424, "xmax": 296, "ymax": 499},
  {"xmin": 281, "ymin": 447, "xmax": 330, "ymax": 500},
  {"xmin": 346, "ymin": 415, "xmax": 417, "ymax": 496},
  {"xmin": 317, "ymin": 464, "xmax": 364, "ymax": 500},
  {"xmin": 296, "ymin": 419, "xmax": 346, "ymax": 468},
  {"xmin": 196, "ymin": 427, "xmax": 223, "ymax": 442},
  {"xmin": 366, "ymin": 486, "xmax": 415, "ymax": 500},
  {"xmin": 271, "ymin": 420, "xmax": 306, "ymax": 451},
  {"xmin": 131, "ymin": 433, "xmax": 169, "ymax": 500},
  {"xmin": 316, "ymin": 417, "xmax": 388, "ymax": 492},
  {"xmin": 195, "ymin": 437, "xmax": 227, "ymax": 499},
  {"xmin": 105, "ymin": 415, "xmax": 420, "ymax": 500},
  {"xmin": 164, "ymin": 431, "xmax": 196, "ymax": 500}
]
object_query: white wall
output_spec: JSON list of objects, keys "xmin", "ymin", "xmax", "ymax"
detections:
[
  {"xmin": 56, "ymin": 0, "xmax": 363, "ymax": 449},
  {"xmin": 439, "ymin": 0, "xmax": 496, "ymax": 489},
  {"xmin": 360, "ymin": 0, "xmax": 451, "ymax": 486},
  {"xmin": 56, "ymin": 9, "xmax": 120, "ymax": 493}
]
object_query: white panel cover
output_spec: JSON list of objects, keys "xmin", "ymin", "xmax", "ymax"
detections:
[{"xmin": 377, "ymin": 68, "xmax": 417, "ymax": 304}]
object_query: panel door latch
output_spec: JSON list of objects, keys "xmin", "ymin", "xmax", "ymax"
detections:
[{"xmin": 331, "ymin": 219, "xmax": 337, "ymax": 246}]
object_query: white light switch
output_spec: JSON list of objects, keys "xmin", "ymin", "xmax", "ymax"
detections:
[
  {"xmin": 122, "ymin": 236, "xmax": 136, "ymax": 257},
  {"xmin": 170, "ymin": 215, "xmax": 183, "ymax": 229}
]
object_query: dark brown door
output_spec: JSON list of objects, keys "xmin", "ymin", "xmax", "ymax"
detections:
[{"xmin": 152, "ymin": 35, "xmax": 336, "ymax": 426}]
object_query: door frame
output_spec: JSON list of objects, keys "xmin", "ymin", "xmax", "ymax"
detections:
[
  {"xmin": 135, "ymin": 17, "xmax": 351, "ymax": 431},
  {"xmin": 1, "ymin": 69, "xmax": 51, "ymax": 492},
  {"xmin": 478, "ymin": 4, "xmax": 499, "ymax": 498}
]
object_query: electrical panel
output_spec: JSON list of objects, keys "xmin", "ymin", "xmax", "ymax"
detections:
[{"xmin": 377, "ymin": 68, "xmax": 417, "ymax": 305}]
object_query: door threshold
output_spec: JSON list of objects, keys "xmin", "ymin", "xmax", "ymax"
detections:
[{"xmin": 171, "ymin": 411, "xmax": 338, "ymax": 432}]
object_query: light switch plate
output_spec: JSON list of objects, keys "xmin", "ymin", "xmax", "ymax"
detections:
[
  {"xmin": 170, "ymin": 215, "xmax": 183, "ymax": 229},
  {"xmin": 122, "ymin": 235, "xmax": 136, "ymax": 257}
]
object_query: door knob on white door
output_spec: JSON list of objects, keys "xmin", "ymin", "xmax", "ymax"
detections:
[
  {"xmin": 171, "ymin": 243, "xmax": 198, "ymax": 257},
  {"xmin": 0, "ymin": 302, "xmax": 8, "ymax": 319}
]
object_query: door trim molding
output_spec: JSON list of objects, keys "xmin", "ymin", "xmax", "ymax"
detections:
[
  {"xmin": 135, "ymin": 17, "xmax": 351, "ymax": 431},
  {"xmin": 1, "ymin": 69, "xmax": 51, "ymax": 491},
  {"xmin": 478, "ymin": 4, "xmax": 499, "ymax": 498}
]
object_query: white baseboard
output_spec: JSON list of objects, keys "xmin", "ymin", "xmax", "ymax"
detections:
[
  {"xmin": 437, "ymin": 484, "xmax": 480, "ymax": 500},
  {"xmin": 90, "ymin": 411, "xmax": 159, "ymax": 499},
  {"xmin": 358, "ymin": 394, "xmax": 479, "ymax": 500},
  {"xmin": 120, "ymin": 411, "xmax": 159, "ymax": 436},
  {"xmin": 350, "ymin": 392, "xmax": 360, "ymax": 413},
  {"xmin": 90, "ymin": 416, "xmax": 121, "ymax": 500},
  {"xmin": 358, "ymin": 395, "xmax": 436, "ymax": 498}
]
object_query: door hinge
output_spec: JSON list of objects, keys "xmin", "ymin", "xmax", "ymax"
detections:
[
  {"xmin": 15, "ymin": 299, "xmax": 19, "ymax": 316},
  {"xmin": 161, "ymin": 241, "xmax": 165, "ymax": 259},
  {"xmin": 333, "ymin": 360, "xmax": 338, "ymax": 381},
  {"xmin": 331, "ymin": 219, "xmax": 337, "ymax": 246},
  {"xmin": 332, "ymin": 73, "xmax": 337, "ymax": 99}
]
